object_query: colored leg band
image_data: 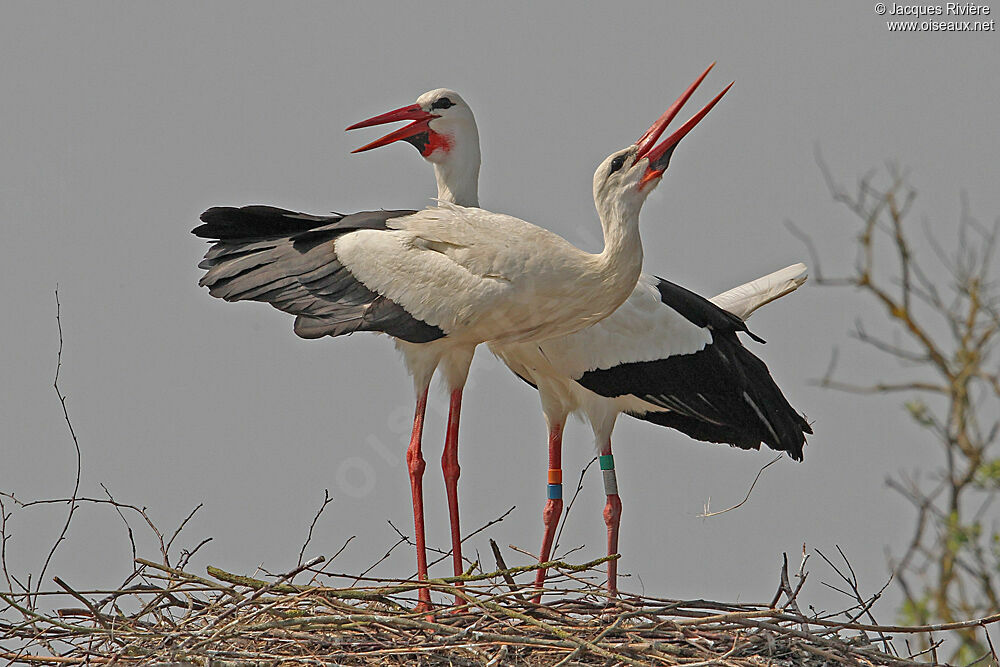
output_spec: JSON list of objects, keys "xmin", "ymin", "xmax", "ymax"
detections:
[
  {"xmin": 599, "ymin": 454, "xmax": 615, "ymax": 470},
  {"xmin": 547, "ymin": 483, "xmax": 563, "ymax": 500},
  {"xmin": 602, "ymin": 469, "xmax": 618, "ymax": 496},
  {"xmin": 548, "ymin": 469, "xmax": 562, "ymax": 484}
]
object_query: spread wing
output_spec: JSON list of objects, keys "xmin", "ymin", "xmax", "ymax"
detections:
[
  {"xmin": 573, "ymin": 276, "xmax": 809, "ymax": 460},
  {"xmin": 194, "ymin": 205, "xmax": 446, "ymax": 343}
]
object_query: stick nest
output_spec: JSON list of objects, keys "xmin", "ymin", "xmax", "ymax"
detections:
[{"xmin": 1, "ymin": 551, "xmax": 949, "ymax": 667}]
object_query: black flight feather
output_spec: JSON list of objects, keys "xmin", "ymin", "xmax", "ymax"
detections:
[{"xmin": 194, "ymin": 205, "xmax": 445, "ymax": 344}]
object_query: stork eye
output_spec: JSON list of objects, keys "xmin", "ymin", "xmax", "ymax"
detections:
[
  {"xmin": 609, "ymin": 155, "xmax": 626, "ymax": 174},
  {"xmin": 431, "ymin": 97, "xmax": 454, "ymax": 110}
]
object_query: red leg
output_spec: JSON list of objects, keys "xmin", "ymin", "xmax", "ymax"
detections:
[
  {"xmin": 441, "ymin": 388, "xmax": 464, "ymax": 602},
  {"xmin": 532, "ymin": 422, "xmax": 564, "ymax": 603},
  {"xmin": 407, "ymin": 386, "xmax": 432, "ymax": 611},
  {"xmin": 600, "ymin": 440, "xmax": 622, "ymax": 598}
]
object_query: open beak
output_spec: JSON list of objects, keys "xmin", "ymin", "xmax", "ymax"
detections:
[
  {"xmin": 636, "ymin": 65, "xmax": 733, "ymax": 189},
  {"xmin": 345, "ymin": 104, "xmax": 437, "ymax": 153}
]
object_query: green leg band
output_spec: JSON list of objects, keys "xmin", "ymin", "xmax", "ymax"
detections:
[{"xmin": 600, "ymin": 455, "xmax": 618, "ymax": 495}]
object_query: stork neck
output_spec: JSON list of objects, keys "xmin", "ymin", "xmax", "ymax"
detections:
[
  {"xmin": 595, "ymin": 202, "xmax": 644, "ymax": 290},
  {"xmin": 434, "ymin": 157, "xmax": 480, "ymax": 207}
]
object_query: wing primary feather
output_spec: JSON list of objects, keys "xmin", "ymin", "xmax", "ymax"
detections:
[
  {"xmin": 578, "ymin": 330, "xmax": 809, "ymax": 460},
  {"xmin": 195, "ymin": 205, "xmax": 445, "ymax": 343}
]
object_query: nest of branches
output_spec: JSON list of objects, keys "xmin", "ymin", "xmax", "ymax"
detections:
[{"xmin": 6, "ymin": 544, "xmax": 989, "ymax": 667}]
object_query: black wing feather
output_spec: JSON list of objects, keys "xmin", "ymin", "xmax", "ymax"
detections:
[
  {"xmin": 194, "ymin": 205, "xmax": 445, "ymax": 344},
  {"xmin": 654, "ymin": 277, "xmax": 766, "ymax": 343},
  {"xmin": 577, "ymin": 278, "xmax": 809, "ymax": 460}
]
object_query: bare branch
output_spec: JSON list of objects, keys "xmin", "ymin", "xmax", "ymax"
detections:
[
  {"xmin": 166, "ymin": 503, "xmax": 204, "ymax": 558},
  {"xmin": 553, "ymin": 456, "xmax": 597, "ymax": 558},
  {"xmin": 37, "ymin": 288, "xmax": 83, "ymax": 601},
  {"xmin": 699, "ymin": 455, "xmax": 781, "ymax": 518},
  {"xmin": 810, "ymin": 161, "xmax": 1000, "ymax": 655},
  {"xmin": 850, "ymin": 319, "xmax": 932, "ymax": 364},
  {"xmin": 297, "ymin": 489, "xmax": 333, "ymax": 568},
  {"xmin": 425, "ymin": 505, "xmax": 516, "ymax": 570}
]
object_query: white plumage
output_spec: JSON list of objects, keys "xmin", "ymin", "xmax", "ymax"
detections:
[
  {"xmin": 335, "ymin": 202, "xmax": 641, "ymax": 344},
  {"xmin": 347, "ymin": 75, "xmax": 808, "ymax": 598},
  {"xmin": 197, "ymin": 77, "xmax": 718, "ymax": 608}
]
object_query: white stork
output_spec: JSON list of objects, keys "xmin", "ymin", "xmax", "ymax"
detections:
[
  {"xmin": 346, "ymin": 71, "xmax": 810, "ymax": 599},
  {"xmin": 193, "ymin": 73, "xmax": 727, "ymax": 608}
]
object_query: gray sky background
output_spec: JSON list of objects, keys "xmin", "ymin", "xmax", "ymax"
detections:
[{"xmin": 2, "ymin": 1, "xmax": 998, "ymax": 622}]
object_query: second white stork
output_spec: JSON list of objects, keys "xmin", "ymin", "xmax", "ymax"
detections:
[
  {"xmin": 194, "ymin": 75, "xmax": 727, "ymax": 607},
  {"xmin": 346, "ymin": 70, "xmax": 810, "ymax": 599}
]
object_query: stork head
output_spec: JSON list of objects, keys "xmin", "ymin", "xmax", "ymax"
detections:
[
  {"xmin": 593, "ymin": 65, "xmax": 731, "ymax": 221},
  {"xmin": 346, "ymin": 88, "xmax": 479, "ymax": 165}
]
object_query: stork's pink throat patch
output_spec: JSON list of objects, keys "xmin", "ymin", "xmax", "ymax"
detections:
[{"xmin": 422, "ymin": 131, "xmax": 452, "ymax": 157}]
